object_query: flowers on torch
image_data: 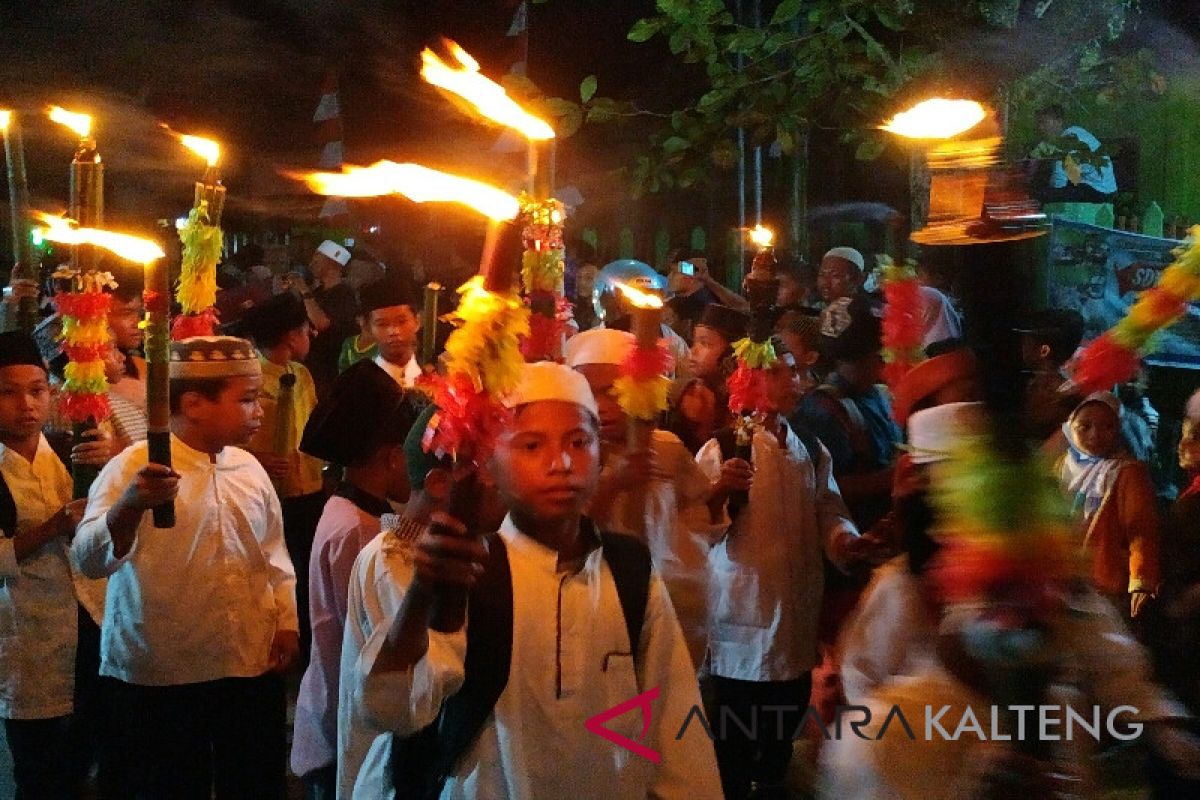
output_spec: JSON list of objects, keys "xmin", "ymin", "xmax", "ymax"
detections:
[
  {"xmin": 53, "ymin": 268, "xmax": 116, "ymax": 424},
  {"xmin": 1071, "ymin": 226, "xmax": 1200, "ymax": 395},
  {"xmin": 428, "ymin": 276, "xmax": 530, "ymax": 462},
  {"xmin": 519, "ymin": 194, "xmax": 571, "ymax": 360},
  {"xmin": 172, "ymin": 132, "xmax": 224, "ymax": 339},
  {"xmin": 879, "ymin": 256, "xmax": 925, "ymax": 390}
]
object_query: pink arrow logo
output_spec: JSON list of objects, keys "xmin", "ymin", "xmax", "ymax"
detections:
[{"xmin": 584, "ymin": 686, "xmax": 661, "ymax": 763}]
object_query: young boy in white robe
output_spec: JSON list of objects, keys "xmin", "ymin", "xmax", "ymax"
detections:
[
  {"xmin": 74, "ymin": 335, "xmax": 299, "ymax": 798},
  {"xmin": 697, "ymin": 337, "xmax": 884, "ymax": 800},
  {"xmin": 291, "ymin": 360, "xmax": 420, "ymax": 797},
  {"xmin": 0, "ymin": 331, "xmax": 98, "ymax": 797},
  {"xmin": 338, "ymin": 361, "xmax": 722, "ymax": 799},
  {"xmin": 565, "ymin": 327, "xmax": 729, "ymax": 669}
]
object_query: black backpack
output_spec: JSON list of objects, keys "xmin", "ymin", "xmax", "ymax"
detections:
[{"xmin": 389, "ymin": 521, "xmax": 652, "ymax": 800}]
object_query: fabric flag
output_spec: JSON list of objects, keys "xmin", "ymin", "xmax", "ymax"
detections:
[{"xmin": 314, "ymin": 70, "xmax": 349, "ymax": 220}]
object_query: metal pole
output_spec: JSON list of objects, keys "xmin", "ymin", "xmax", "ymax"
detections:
[
  {"xmin": 734, "ymin": 0, "xmax": 747, "ymax": 287},
  {"xmin": 752, "ymin": 0, "xmax": 763, "ymax": 225},
  {"xmin": 3, "ymin": 117, "xmax": 37, "ymax": 332}
]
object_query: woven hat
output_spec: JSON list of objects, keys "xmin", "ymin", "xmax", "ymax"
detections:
[{"xmin": 169, "ymin": 336, "xmax": 261, "ymax": 379}]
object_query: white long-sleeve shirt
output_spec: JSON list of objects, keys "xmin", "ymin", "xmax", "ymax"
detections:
[
  {"xmin": 73, "ymin": 435, "xmax": 298, "ymax": 685},
  {"xmin": 697, "ymin": 426, "xmax": 858, "ymax": 682},
  {"xmin": 590, "ymin": 430, "xmax": 728, "ymax": 669},
  {"xmin": 339, "ymin": 515, "xmax": 723, "ymax": 800},
  {"xmin": 0, "ymin": 435, "xmax": 103, "ymax": 719}
]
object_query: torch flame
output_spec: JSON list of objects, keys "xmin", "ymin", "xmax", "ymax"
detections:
[
  {"xmin": 421, "ymin": 41, "xmax": 555, "ymax": 140},
  {"xmin": 748, "ymin": 225, "xmax": 774, "ymax": 248},
  {"xmin": 297, "ymin": 161, "xmax": 520, "ymax": 221},
  {"xmin": 34, "ymin": 213, "xmax": 165, "ymax": 264},
  {"xmin": 178, "ymin": 134, "xmax": 220, "ymax": 167},
  {"xmin": 615, "ymin": 281, "xmax": 664, "ymax": 310},
  {"xmin": 0, "ymin": 109, "xmax": 10, "ymax": 132},
  {"xmin": 48, "ymin": 106, "xmax": 93, "ymax": 139},
  {"xmin": 881, "ymin": 99, "xmax": 986, "ymax": 139}
]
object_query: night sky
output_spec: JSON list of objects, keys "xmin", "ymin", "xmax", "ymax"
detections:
[{"xmin": 1, "ymin": 0, "xmax": 1198, "ymax": 261}]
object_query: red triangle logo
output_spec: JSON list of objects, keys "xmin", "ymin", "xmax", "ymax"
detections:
[{"xmin": 584, "ymin": 686, "xmax": 661, "ymax": 763}]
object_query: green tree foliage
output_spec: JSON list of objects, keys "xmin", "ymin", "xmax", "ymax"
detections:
[{"xmin": 576, "ymin": 0, "xmax": 1152, "ymax": 195}]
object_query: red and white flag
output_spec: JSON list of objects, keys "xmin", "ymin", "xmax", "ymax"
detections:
[{"xmin": 314, "ymin": 70, "xmax": 349, "ymax": 219}]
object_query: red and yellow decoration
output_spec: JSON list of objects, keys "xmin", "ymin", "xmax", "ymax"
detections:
[
  {"xmin": 928, "ymin": 436, "xmax": 1079, "ymax": 612},
  {"xmin": 519, "ymin": 194, "xmax": 570, "ymax": 360},
  {"xmin": 612, "ymin": 283, "xmax": 672, "ymax": 422},
  {"xmin": 1071, "ymin": 226, "xmax": 1200, "ymax": 394},
  {"xmin": 879, "ymin": 256, "xmax": 925, "ymax": 390},
  {"xmin": 728, "ymin": 225, "xmax": 779, "ymax": 416},
  {"xmin": 428, "ymin": 274, "xmax": 530, "ymax": 462},
  {"xmin": 36, "ymin": 214, "xmax": 165, "ymax": 447},
  {"xmin": 171, "ymin": 132, "xmax": 224, "ymax": 339},
  {"xmin": 51, "ymin": 266, "xmax": 115, "ymax": 424}
]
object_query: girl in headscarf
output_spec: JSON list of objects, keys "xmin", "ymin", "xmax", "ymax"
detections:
[{"xmin": 1057, "ymin": 391, "xmax": 1160, "ymax": 623}]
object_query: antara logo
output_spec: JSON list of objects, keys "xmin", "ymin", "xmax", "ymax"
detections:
[{"xmin": 584, "ymin": 686, "xmax": 661, "ymax": 763}]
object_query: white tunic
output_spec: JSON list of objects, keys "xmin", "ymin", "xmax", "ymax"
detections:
[
  {"xmin": 73, "ymin": 435, "xmax": 298, "ymax": 685},
  {"xmin": 0, "ymin": 436, "xmax": 104, "ymax": 719},
  {"xmin": 339, "ymin": 516, "xmax": 723, "ymax": 800},
  {"xmin": 590, "ymin": 430, "xmax": 728, "ymax": 669},
  {"xmin": 697, "ymin": 427, "xmax": 858, "ymax": 682}
]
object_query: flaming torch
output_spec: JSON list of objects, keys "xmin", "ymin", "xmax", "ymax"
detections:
[
  {"xmin": 300, "ymin": 159, "xmax": 528, "ymax": 632},
  {"xmin": 35, "ymin": 214, "xmax": 167, "ymax": 504},
  {"xmin": 49, "ymin": 107, "xmax": 103, "ymax": 273},
  {"xmin": 420, "ymin": 40, "xmax": 566, "ymax": 360},
  {"xmin": 2, "ymin": 109, "xmax": 38, "ymax": 332},
  {"xmin": 169, "ymin": 131, "xmax": 224, "ymax": 339},
  {"xmin": 725, "ymin": 226, "xmax": 780, "ymax": 516},
  {"xmin": 613, "ymin": 282, "xmax": 672, "ymax": 534}
]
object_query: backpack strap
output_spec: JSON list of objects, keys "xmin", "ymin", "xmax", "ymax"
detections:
[
  {"xmin": 598, "ymin": 529, "xmax": 652, "ymax": 664},
  {"xmin": 0, "ymin": 473, "xmax": 15, "ymax": 538},
  {"xmin": 391, "ymin": 523, "xmax": 652, "ymax": 798},
  {"xmin": 391, "ymin": 532, "xmax": 514, "ymax": 800}
]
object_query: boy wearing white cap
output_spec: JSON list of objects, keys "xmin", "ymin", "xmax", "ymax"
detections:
[
  {"xmin": 566, "ymin": 327, "xmax": 730, "ymax": 668},
  {"xmin": 74, "ymin": 336, "xmax": 299, "ymax": 798},
  {"xmin": 291, "ymin": 239, "xmax": 359, "ymax": 399},
  {"xmin": 339, "ymin": 361, "xmax": 721, "ymax": 799}
]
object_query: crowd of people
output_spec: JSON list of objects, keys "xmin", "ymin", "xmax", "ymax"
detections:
[{"xmin": 0, "ymin": 235, "xmax": 1197, "ymax": 800}]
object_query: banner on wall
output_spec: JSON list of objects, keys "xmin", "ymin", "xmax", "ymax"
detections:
[{"xmin": 1046, "ymin": 219, "xmax": 1200, "ymax": 369}]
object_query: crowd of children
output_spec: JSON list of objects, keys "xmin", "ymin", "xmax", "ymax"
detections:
[{"xmin": 1, "ymin": 237, "xmax": 1198, "ymax": 800}]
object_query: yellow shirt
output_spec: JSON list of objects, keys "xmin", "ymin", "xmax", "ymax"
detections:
[{"xmin": 249, "ymin": 356, "xmax": 325, "ymax": 498}]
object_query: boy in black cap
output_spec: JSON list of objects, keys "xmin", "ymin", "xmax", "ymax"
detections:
[
  {"xmin": 359, "ymin": 277, "xmax": 423, "ymax": 389},
  {"xmin": 74, "ymin": 336, "xmax": 298, "ymax": 798},
  {"xmin": 0, "ymin": 331, "xmax": 96, "ymax": 798},
  {"xmin": 291, "ymin": 360, "xmax": 421, "ymax": 797},
  {"xmin": 242, "ymin": 293, "xmax": 325, "ymax": 668}
]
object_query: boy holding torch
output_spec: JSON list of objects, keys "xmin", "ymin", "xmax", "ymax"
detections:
[
  {"xmin": 566, "ymin": 326, "xmax": 732, "ymax": 669},
  {"xmin": 73, "ymin": 336, "xmax": 298, "ymax": 797},
  {"xmin": 341, "ymin": 361, "xmax": 722, "ymax": 799}
]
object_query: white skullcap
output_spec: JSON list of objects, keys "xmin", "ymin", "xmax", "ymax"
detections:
[
  {"xmin": 907, "ymin": 402, "xmax": 987, "ymax": 464},
  {"xmin": 564, "ymin": 328, "xmax": 634, "ymax": 368},
  {"xmin": 823, "ymin": 246, "xmax": 865, "ymax": 272},
  {"xmin": 504, "ymin": 362, "xmax": 599, "ymax": 418},
  {"xmin": 316, "ymin": 240, "xmax": 351, "ymax": 267}
]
